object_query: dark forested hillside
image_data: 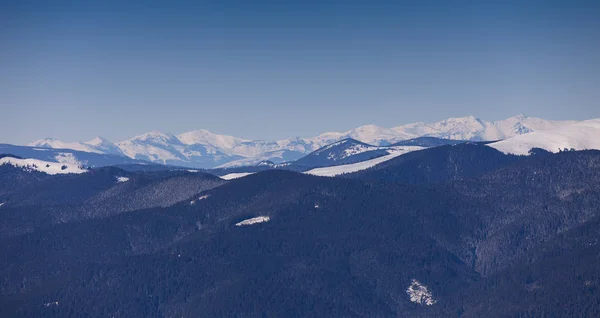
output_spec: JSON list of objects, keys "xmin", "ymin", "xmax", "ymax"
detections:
[
  {"xmin": 0, "ymin": 166, "xmax": 224, "ymax": 237},
  {"xmin": 347, "ymin": 143, "xmax": 522, "ymax": 184},
  {"xmin": 1, "ymin": 150, "xmax": 599, "ymax": 317}
]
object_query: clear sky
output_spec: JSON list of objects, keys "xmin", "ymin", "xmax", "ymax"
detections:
[{"xmin": 2, "ymin": 0, "xmax": 600, "ymax": 144}]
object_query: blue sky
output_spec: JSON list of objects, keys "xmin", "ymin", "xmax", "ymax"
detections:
[{"xmin": 2, "ymin": 0, "xmax": 599, "ymax": 143}]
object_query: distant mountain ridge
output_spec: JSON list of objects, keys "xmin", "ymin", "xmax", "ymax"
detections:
[{"xmin": 26, "ymin": 115, "xmax": 579, "ymax": 168}]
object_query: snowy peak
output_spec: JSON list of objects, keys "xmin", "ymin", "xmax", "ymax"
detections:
[
  {"xmin": 393, "ymin": 115, "xmax": 487, "ymax": 141},
  {"xmin": 344, "ymin": 125, "xmax": 408, "ymax": 145},
  {"xmin": 85, "ymin": 136, "xmax": 111, "ymax": 147},
  {"xmin": 124, "ymin": 131, "xmax": 179, "ymax": 145},
  {"xmin": 83, "ymin": 136, "xmax": 123, "ymax": 155},
  {"xmin": 393, "ymin": 115, "xmax": 577, "ymax": 142},
  {"xmin": 431, "ymin": 115, "xmax": 485, "ymax": 132},
  {"xmin": 29, "ymin": 138, "xmax": 104, "ymax": 154},
  {"xmin": 177, "ymin": 129, "xmax": 247, "ymax": 148}
]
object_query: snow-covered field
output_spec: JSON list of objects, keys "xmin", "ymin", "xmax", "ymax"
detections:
[
  {"xmin": 0, "ymin": 157, "xmax": 87, "ymax": 175},
  {"xmin": 488, "ymin": 119, "xmax": 600, "ymax": 155},
  {"xmin": 304, "ymin": 146, "xmax": 423, "ymax": 177}
]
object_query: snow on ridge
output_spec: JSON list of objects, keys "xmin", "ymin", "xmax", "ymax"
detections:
[
  {"xmin": 304, "ymin": 146, "xmax": 423, "ymax": 177},
  {"xmin": 0, "ymin": 157, "xmax": 87, "ymax": 175},
  {"xmin": 342, "ymin": 144, "xmax": 380, "ymax": 158},
  {"xmin": 235, "ymin": 216, "xmax": 270, "ymax": 226},
  {"xmin": 220, "ymin": 172, "xmax": 254, "ymax": 180},
  {"xmin": 318, "ymin": 139, "xmax": 350, "ymax": 152},
  {"xmin": 406, "ymin": 279, "xmax": 436, "ymax": 306}
]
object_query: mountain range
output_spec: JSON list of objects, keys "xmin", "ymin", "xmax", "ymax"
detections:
[{"xmin": 25, "ymin": 115, "xmax": 580, "ymax": 169}]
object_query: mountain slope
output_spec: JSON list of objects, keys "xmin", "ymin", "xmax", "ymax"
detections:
[
  {"xmin": 348, "ymin": 143, "xmax": 521, "ymax": 184},
  {"xmin": 303, "ymin": 146, "xmax": 424, "ymax": 177},
  {"xmin": 289, "ymin": 138, "xmax": 390, "ymax": 170}
]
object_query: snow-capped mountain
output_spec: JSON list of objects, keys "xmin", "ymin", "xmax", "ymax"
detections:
[
  {"xmin": 84, "ymin": 136, "xmax": 124, "ymax": 155},
  {"xmin": 342, "ymin": 125, "xmax": 411, "ymax": 146},
  {"xmin": 392, "ymin": 115, "xmax": 576, "ymax": 141},
  {"xmin": 177, "ymin": 129, "xmax": 248, "ymax": 149},
  {"xmin": 29, "ymin": 137, "xmax": 124, "ymax": 156},
  {"xmin": 488, "ymin": 119, "xmax": 600, "ymax": 155},
  {"xmin": 29, "ymin": 138, "xmax": 104, "ymax": 154},
  {"xmin": 23, "ymin": 115, "xmax": 584, "ymax": 169},
  {"xmin": 115, "ymin": 131, "xmax": 242, "ymax": 167}
]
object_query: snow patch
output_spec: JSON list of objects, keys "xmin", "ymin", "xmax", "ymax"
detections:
[
  {"xmin": 0, "ymin": 157, "xmax": 87, "ymax": 175},
  {"xmin": 304, "ymin": 147, "xmax": 423, "ymax": 177},
  {"xmin": 116, "ymin": 176, "xmax": 129, "ymax": 183},
  {"xmin": 235, "ymin": 216, "xmax": 270, "ymax": 226},
  {"xmin": 55, "ymin": 152, "xmax": 85, "ymax": 166},
  {"xmin": 220, "ymin": 172, "xmax": 254, "ymax": 180},
  {"xmin": 406, "ymin": 279, "xmax": 436, "ymax": 306}
]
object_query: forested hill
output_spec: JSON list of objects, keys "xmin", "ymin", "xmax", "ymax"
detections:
[{"xmin": 0, "ymin": 149, "xmax": 599, "ymax": 317}]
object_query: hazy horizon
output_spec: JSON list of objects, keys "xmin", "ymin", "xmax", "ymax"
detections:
[
  {"xmin": 14, "ymin": 113, "xmax": 591, "ymax": 144},
  {"xmin": 3, "ymin": 1, "xmax": 599, "ymax": 144}
]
